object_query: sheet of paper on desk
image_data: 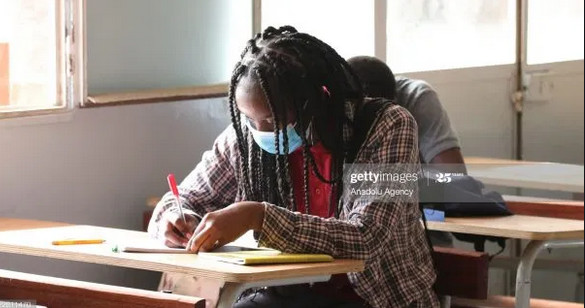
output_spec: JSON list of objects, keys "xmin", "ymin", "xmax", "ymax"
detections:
[
  {"xmin": 117, "ymin": 239, "xmax": 276, "ymax": 254},
  {"xmin": 116, "ymin": 230, "xmax": 268, "ymax": 253},
  {"xmin": 116, "ymin": 240, "xmax": 190, "ymax": 253}
]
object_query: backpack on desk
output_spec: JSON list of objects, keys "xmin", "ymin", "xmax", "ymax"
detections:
[{"xmin": 349, "ymin": 97, "xmax": 512, "ymax": 254}]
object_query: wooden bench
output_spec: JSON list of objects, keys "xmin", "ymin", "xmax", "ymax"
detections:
[
  {"xmin": 433, "ymin": 247, "xmax": 490, "ymax": 308},
  {"xmin": 0, "ymin": 269, "xmax": 205, "ymax": 308},
  {"xmin": 452, "ymin": 295, "xmax": 584, "ymax": 308}
]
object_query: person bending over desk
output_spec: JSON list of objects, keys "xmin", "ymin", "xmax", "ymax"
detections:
[
  {"xmin": 347, "ymin": 56, "xmax": 466, "ymax": 171},
  {"xmin": 347, "ymin": 56, "xmax": 466, "ymax": 248},
  {"xmin": 148, "ymin": 26, "xmax": 437, "ymax": 308}
]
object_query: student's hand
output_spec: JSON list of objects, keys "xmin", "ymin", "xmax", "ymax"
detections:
[
  {"xmin": 158, "ymin": 211, "xmax": 199, "ymax": 248},
  {"xmin": 186, "ymin": 201, "xmax": 265, "ymax": 253}
]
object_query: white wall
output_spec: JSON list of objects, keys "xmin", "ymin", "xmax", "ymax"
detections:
[
  {"xmin": 523, "ymin": 61, "xmax": 584, "ymax": 165},
  {"xmin": 404, "ymin": 64, "xmax": 518, "ymax": 159},
  {"xmin": 0, "ymin": 99, "xmax": 230, "ymax": 288}
]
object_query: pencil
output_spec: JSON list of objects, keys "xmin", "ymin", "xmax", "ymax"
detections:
[{"xmin": 52, "ymin": 239, "xmax": 106, "ymax": 245}]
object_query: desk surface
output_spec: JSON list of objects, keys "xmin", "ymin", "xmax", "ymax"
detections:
[
  {"xmin": 0, "ymin": 219, "xmax": 364, "ymax": 283},
  {"xmin": 0, "ymin": 218, "xmax": 69, "ymax": 231},
  {"xmin": 427, "ymin": 215, "xmax": 584, "ymax": 240},
  {"xmin": 465, "ymin": 156, "xmax": 584, "ymax": 193}
]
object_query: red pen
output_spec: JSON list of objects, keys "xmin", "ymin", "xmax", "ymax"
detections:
[{"xmin": 167, "ymin": 174, "xmax": 187, "ymax": 224}]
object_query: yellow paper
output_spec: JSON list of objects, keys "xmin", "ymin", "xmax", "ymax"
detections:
[{"xmin": 198, "ymin": 250, "xmax": 333, "ymax": 265}]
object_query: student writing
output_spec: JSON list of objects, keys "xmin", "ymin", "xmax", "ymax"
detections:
[{"xmin": 148, "ymin": 26, "xmax": 438, "ymax": 308}]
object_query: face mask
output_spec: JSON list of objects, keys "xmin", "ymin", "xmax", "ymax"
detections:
[{"xmin": 245, "ymin": 119, "xmax": 303, "ymax": 155}]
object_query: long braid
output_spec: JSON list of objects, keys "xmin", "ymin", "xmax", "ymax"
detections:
[
  {"xmin": 248, "ymin": 133, "xmax": 261, "ymax": 200},
  {"xmin": 228, "ymin": 64, "xmax": 253, "ymax": 200},
  {"xmin": 303, "ymin": 146, "xmax": 310, "ymax": 214},
  {"xmin": 255, "ymin": 50, "xmax": 302, "ymax": 210},
  {"xmin": 254, "ymin": 68, "xmax": 293, "ymax": 210},
  {"xmin": 281, "ymin": 130, "xmax": 296, "ymax": 211}
]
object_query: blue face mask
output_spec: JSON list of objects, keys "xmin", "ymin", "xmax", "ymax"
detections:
[{"xmin": 245, "ymin": 119, "xmax": 303, "ymax": 155}]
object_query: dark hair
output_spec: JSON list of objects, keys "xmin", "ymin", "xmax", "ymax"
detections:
[
  {"xmin": 228, "ymin": 25, "xmax": 363, "ymax": 215},
  {"xmin": 347, "ymin": 56, "xmax": 396, "ymax": 100}
]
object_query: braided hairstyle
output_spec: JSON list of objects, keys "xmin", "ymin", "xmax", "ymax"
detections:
[{"xmin": 228, "ymin": 26, "xmax": 363, "ymax": 216}]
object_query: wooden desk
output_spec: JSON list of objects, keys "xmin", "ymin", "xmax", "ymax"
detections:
[
  {"xmin": 427, "ymin": 215, "xmax": 584, "ymax": 241},
  {"xmin": 0, "ymin": 218, "xmax": 364, "ymax": 308},
  {"xmin": 428, "ymin": 215, "xmax": 584, "ymax": 308},
  {"xmin": 465, "ymin": 157, "xmax": 584, "ymax": 193}
]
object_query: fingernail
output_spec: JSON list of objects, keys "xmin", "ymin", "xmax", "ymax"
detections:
[{"xmin": 185, "ymin": 233, "xmax": 192, "ymax": 238}]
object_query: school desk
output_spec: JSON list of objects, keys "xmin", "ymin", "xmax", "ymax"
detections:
[
  {"xmin": 465, "ymin": 157, "xmax": 584, "ymax": 193},
  {"xmin": 427, "ymin": 215, "xmax": 584, "ymax": 308},
  {"xmin": 0, "ymin": 218, "xmax": 364, "ymax": 308}
]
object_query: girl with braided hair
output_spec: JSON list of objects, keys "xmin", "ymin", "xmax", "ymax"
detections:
[{"xmin": 148, "ymin": 26, "xmax": 438, "ymax": 308}]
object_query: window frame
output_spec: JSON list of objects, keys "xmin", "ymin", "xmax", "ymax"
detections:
[
  {"xmin": 6, "ymin": 0, "xmax": 577, "ymax": 112},
  {"xmin": 0, "ymin": 0, "xmax": 83, "ymax": 120}
]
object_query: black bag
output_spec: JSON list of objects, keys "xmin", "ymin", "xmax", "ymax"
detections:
[
  {"xmin": 419, "ymin": 174, "xmax": 512, "ymax": 253},
  {"xmin": 351, "ymin": 97, "xmax": 512, "ymax": 254}
]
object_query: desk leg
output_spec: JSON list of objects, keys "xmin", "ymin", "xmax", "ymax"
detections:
[
  {"xmin": 216, "ymin": 275, "xmax": 331, "ymax": 308},
  {"xmin": 515, "ymin": 240, "xmax": 585, "ymax": 308},
  {"xmin": 515, "ymin": 240, "xmax": 545, "ymax": 308}
]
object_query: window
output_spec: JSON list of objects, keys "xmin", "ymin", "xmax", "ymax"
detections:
[
  {"xmin": 0, "ymin": 0, "xmax": 79, "ymax": 118},
  {"xmin": 527, "ymin": 0, "xmax": 584, "ymax": 65},
  {"xmin": 386, "ymin": 0, "xmax": 516, "ymax": 73},
  {"xmin": 261, "ymin": 0, "xmax": 375, "ymax": 59},
  {"xmin": 84, "ymin": 0, "xmax": 249, "ymax": 106}
]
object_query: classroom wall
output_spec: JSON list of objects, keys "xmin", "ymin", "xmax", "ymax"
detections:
[
  {"xmin": 403, "ymin": 64, "xmax": 517, "ymax": 160},
  {"xmin": 0, "ymin": 99, "xmax": 230, "ymax": 289},
  {"xmin": 0, "ymin": 0, "xmax": 583, "ymax": 301}
]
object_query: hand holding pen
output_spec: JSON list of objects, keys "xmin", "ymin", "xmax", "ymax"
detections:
[{"xmin": 159, "ymin": 174, "xmax": 200, "ymax": 248}]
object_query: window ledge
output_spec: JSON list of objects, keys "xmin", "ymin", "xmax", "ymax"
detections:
[
  {"xmin": 83, "ymin": 83, "xmax": 229, "ymax": 107},
  {"xmin": 0, "ymin": 107, "xmax": 73, "ymax": 128}
]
